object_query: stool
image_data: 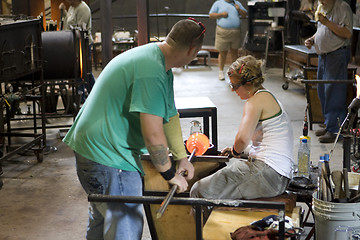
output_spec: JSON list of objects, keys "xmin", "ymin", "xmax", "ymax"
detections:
[
  {"xmin": 185, "ymin": 50, "xmax": 211, "ymax": 68},
  {"xmin": 287, "ymin": 186, "xmax": 316, "ymax": 240},
  {"xmin": 264, "ymin": 26, "xmax": 285, "ymax": 68}
]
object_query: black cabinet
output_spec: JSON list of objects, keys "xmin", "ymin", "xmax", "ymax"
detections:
[{"xmin": 245, "ymin": 1, "xmax": 286, "ymax": 51}]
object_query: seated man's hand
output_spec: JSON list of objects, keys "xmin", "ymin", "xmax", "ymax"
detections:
[
  {"xmin": 177, "ymin": 157, "xmax": 194, "ymax": 180},
  {"xmin": 169, "ymin": 175, "xmax": 188, "ymax": 193}
]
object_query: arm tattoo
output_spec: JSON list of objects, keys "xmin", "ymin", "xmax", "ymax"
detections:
[{"xmin": 148, "ymin": 144, "xmax": 168, "ymax": 166}]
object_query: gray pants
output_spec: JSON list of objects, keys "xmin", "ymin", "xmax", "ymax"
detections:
[{"xmin": 190, "ymin": 159, "xmax": 289, "ymax": 200}]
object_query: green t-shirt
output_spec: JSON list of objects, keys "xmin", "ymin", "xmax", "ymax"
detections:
[{"xmin": 63, "ymin": 43, "xmax": 177, "ymax": 175}]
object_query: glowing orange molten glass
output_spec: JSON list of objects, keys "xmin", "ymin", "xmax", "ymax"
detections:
[
  {"xmin": 79, "ymin": 38, "xmax": 83, "ymax": 79},
  {"xmin": 186, "ymin": 133, "xmax": 210, "ymax": 156}
]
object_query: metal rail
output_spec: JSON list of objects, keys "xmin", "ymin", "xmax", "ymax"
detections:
[{"xmin": 88, "ymin": 194, "xmax": 286, "ymax": 240}]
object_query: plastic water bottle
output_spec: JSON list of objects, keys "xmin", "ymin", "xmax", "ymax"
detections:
[
  {"xmin": 298, "ymin": 138, "xmax": 310, "ymax": 178},
  {"xmin": 300, "ymin": 115, "xmax": 311, "ymax": 145}
]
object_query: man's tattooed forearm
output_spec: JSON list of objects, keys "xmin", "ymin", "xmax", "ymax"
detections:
[{"xmin": 148, "ymin": 144, "xmax": 168, "ymax": 166}]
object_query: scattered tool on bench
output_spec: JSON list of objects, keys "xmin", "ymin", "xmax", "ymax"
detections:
[{"xmin": 156, "ymin": 132, "xmax": 210, "ymax": 219}]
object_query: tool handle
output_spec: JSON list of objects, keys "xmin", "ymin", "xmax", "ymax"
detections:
[
  {"xmin": 343, "ymin": 168, "xmax": 350, "ymax": 200},
  {"xmin": 156, "ymin": 184, "xmax": 178, "ymax": 218},
  {"xmin": 156, "ymin": 149, "xmax": 197, "ymax": 219}
]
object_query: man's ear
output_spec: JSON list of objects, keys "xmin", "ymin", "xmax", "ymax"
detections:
[{"xmin": 187, "ymin": 45, "xmax": 198, "ymax": 56}]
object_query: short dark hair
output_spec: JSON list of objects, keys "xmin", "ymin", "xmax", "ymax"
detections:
[{"xmin": 166, "ymin": 19, "xmax": 205, "ymax": 49}]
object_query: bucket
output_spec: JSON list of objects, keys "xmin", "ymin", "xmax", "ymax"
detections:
[{"xmin": 312, "ymin": 192, "xmax": 360, "ymax": 240}]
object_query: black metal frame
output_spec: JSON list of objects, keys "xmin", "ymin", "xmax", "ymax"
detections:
[
  {"xmin": 0, "ymin": 18, "xmax": 46, "ymax": 163},
  {"xmin": 88, "ymin": 194, "xmax": 286, "ymax": 240},
  {"xmin": 177, "ymin": 98, "xmax": 218, "ymax": 151}
]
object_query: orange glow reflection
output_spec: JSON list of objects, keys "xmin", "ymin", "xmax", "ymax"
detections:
[
  {"xmin": 79, "ymin": 38, "xmax": 83, "ymax": 79},
  {"xmin": 356, "ymin": 74, "xmax": 360, "ymax": 98}
]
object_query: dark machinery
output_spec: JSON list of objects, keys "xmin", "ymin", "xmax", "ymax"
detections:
[
  {"xmin": 0, "ymin": 15, "xmax": 92, "ymax": 187},
  {"xmin": 0, "ymin": 17, "xmax": 46, "ymax": 175},
  {"xmin": 41, "ymin": 27, "xmax": 92, "ymax": 122},
  {"xmin": 245, "ymin": 1, "xmax": 286, "ymax": 52}
]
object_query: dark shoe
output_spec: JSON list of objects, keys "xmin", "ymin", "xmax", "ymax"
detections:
[
  {"xmin": 319, "ymin": 131, "xmax": 336, "ymax": 143},
  {"xmin": 315, "ymin": 128, "xmax": 327, "ymax": 136}
]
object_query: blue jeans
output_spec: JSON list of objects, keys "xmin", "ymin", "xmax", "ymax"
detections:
[
  {"xmin": 75, "ymin": 152, "xmax": 144, "ymax": 240},
  {"xmin": 317, "ymin": 46, "xmax": 350, "ymax": 133}
]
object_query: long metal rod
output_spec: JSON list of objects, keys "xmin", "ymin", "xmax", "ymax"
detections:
[
  {"xmin": 329, "ymin": 128, "xmax": 342, "ymax": 159},
  {"xmin": 156, "ymin": 149, "xmax": 197, "ymax": 219},
  {"xmin": 141, "ymin": 153, "xmax": 229, "ymax": 162},
  {"xmin": 88, "ymin": 195, "xmax": 286, "ymax": 211},
  {"xmin": 88, "ymin": 194, "xmax": 286, "ymax": 240}
]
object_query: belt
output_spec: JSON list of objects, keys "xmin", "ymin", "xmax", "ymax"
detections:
[{"xmin": 320, "ymin": 45, "xmax": 348, "ymax": 56}]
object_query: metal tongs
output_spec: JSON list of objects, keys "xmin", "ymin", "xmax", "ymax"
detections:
[{"xmin": 329, "ymin": 97, "xmax": 360, "ymax": 159}]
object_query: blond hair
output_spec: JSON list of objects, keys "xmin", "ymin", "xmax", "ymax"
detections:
[{"xmin": 227, "ymin": 55, "xmax": 264, "ymax": 87}]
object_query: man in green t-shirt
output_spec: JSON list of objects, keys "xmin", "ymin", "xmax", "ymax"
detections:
[{"xmin": 63, "ymin": 18, "xmax": 205, "ymax": 239}]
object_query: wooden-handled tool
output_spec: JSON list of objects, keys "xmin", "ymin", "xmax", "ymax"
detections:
[
  {"xmin": 343, "ymin": 168, "xmax": 350, "ymax": 200},
  {"xmin": 156, "ymin": 133, "xmax": 210, "ymax": 219},
  {"xmin": 331, "ymin": 170, "xmax": 343, "ymax": 200}
]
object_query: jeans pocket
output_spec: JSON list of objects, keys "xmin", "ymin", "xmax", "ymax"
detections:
[{"xmin": 76, "ymin": 160, "xmax": 108, "ymax": 195}]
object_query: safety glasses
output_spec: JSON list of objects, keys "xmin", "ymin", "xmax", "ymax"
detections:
[
  {"xmin": 188, "ymin": 17, "xmax": 206, "ymax": 47},
  {"xmin": 229, "ymin": 75, "xmax": 260, "ymax": 91},
  {"xmin": 229, "ymin": 82, "xmax": 242, "ymax": 91}
]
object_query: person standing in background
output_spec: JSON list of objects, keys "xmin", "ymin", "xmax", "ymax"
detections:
[
  {"xmin": 209, "ymin": 0, "xmax": 247, "ymax": 80},
  {"xmin": 59, "ymin": 0, "xmax": 95, "ymax": 103},
  {"xmin": 305, "ymin": 0, "xmax": 352, "ymax": 143}
]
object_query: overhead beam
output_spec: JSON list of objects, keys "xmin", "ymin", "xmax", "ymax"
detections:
[
  {"xmin": 100, "ymin": 0, "xmax": 113, "ymax": 67},
  {"xmin": 136, "ymin": 0, "xmax": 149, "ymax": 45}
]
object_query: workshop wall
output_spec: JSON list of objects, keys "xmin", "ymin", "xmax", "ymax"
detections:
[{"xmin": 91, "ymin": 0, "xmax": 248, "ymax": 47}]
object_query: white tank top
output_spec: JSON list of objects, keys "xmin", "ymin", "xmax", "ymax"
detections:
[{"xmin": 248, "ymin": 90, "xmax": 294, "ymax": 178}]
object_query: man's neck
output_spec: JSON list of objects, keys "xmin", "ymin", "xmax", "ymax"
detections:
[{"xmin": 157, "ymin": 42, "xmax": 187, "ymax": 71}]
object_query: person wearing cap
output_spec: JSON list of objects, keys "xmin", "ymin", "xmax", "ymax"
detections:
[
  {"xmin": 63, "ymin": 18, "xmax": 205, "ymax": 240},
  {"xmin": 190, "ymin": 55, "xmax": 294, "ymax": 222}
]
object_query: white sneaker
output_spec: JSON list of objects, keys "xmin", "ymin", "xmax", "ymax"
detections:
[{"xmin": 218, "ymin": 70, "xmax": 225, "ymax": 80}]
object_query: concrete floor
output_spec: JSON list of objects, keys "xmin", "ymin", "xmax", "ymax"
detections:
[{"xmin": 0, "ymin": 63, "xmax": 347, "ymax": 240}]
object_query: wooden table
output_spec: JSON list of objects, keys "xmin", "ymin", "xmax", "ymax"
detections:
[{"xmin": 282, "ymin": 45, "xmax": 318, "ymax": 90}]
